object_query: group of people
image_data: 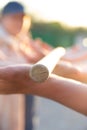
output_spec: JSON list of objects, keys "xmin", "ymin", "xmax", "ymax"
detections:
[{"xmin": 0, "ymin": 1, "xmax": 87, "ymax": 130}]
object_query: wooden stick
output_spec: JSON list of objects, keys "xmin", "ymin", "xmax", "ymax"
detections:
[{"xmin": 29, "ymin": 47, "xmax": 66, "ymax": 82}]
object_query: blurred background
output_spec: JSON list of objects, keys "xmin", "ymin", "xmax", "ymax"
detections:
[
  {"xmin": 1, "ymin": 0, "xmax": 87, "ymax": 130},
  {"xmin": 1, "ymin": 0, "xmax": 87, "ymax": 48}
]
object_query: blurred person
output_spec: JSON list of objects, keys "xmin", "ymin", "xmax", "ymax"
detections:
[
  {"xmin": 0, "ymin": 1, "xmax": 52, "ymax": 130},
  {"xmin": 0, "ymin": 2, "xmax": 30, "ymax": 130}
]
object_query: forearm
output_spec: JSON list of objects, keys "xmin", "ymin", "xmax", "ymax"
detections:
[
  {"xmin": 0, "ymin": 65, "xmax": 87, "ymax": 115},
  {"xmin": 29, "ymin": 75, "xmax": 87, "ymax": 115}
]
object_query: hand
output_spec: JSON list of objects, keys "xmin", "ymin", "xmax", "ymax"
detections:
[
  {"xmin": 0, "ymin": 64, "xmax": 38, "ymax": 94},
  {"xmin": 53, "ymin": 61, "xmax": 82, "ymax": 81}
]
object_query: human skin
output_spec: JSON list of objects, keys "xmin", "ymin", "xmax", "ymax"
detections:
[
  {"xmin": 0, "ymin": 64, "xmax": 87, "ymax": 115},
  {"xmin": 1, "ymin": 13, "xmax": 24, "ymax": 35},
  {"xmin": 53, "ymin": 61, "xmax": 87, "ymax": 83}
]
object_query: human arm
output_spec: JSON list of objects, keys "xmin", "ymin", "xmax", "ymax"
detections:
[{"xmin": 0, "ymin": 64, "xmax": 87, "ymax": 115}]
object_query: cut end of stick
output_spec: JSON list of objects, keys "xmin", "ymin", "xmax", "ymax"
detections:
[{"xmin": 29, "ymin": 64, "xmax": 49, "ymax": 82}]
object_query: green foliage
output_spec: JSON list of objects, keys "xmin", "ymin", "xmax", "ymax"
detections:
[{"xmin": 30, "ymin": 21, "xmax": 87, "ymax": 48}]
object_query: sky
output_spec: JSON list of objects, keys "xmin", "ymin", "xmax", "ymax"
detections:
[{"xmin": 1, "ymin": 0, "xmax": 87, "ymax": 27}]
